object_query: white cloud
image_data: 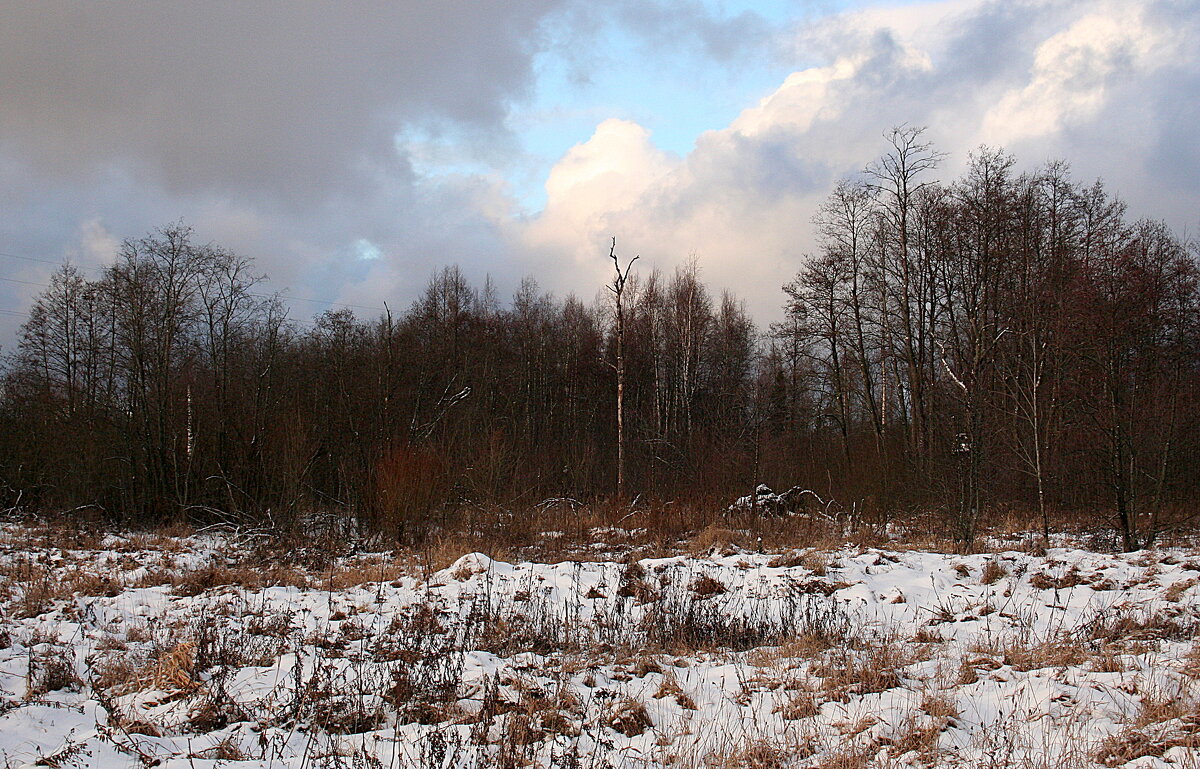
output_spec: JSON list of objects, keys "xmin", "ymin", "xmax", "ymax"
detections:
[
  {"xmin": 505, "ymin": 0, "xmax": 1200, "ymax": 321},
  {"xmin": 981, "ymin": 3, "xmax": 1174, "ymax": 144},
  {"xmin": 521, "ymin": 119, "xmax": 678, "ymax": 266},
  {"xmin": 74, "ymin": 219, "xmax": 120, "ymax": 268}
]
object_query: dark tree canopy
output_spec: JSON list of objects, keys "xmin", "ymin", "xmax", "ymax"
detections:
[{"xmin": 2, "ymin": 141, "xmax": 1198, "ymax": 549}]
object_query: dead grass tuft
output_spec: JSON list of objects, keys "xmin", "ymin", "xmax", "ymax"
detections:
[
  {"xmin": 1134, "ymin": 691, "xmax": 1189, "ymax": 727},
  {"xmin": 883, "ymin": 712, "xmax": 947, "ymax": 759},
  {"xmin": 1165, "ymin": 576, "xmax": 1200, "ymax": 602},
  {"xmin": 706, "ymin": 739, "xmax": 792, "ymax": 768},
  {"xmin": 811, "ymin": 748, "xmax": 871, "ymax": 769},
  {"xmin": 921, "ymin": 693, "xmax": 960, "ymax": 721},
  {"xmin": 606, "ymin": 696, "xmax": 652, "ymax": 737},
  {"xmin": 616, "ymin": 561, "xmax": 658, "ymax": 603},
  {"xmin": 1096, "ymin": 722, "xmax": 1200, "ymax": 767},
  {"xmin": 688, "ymin": 525, "xmax": 743, "ymax": 556},
  {"xmin": 27, "ymin": 646, "xmax": 80, "ymax": 696},
  {"xmin": 1002, "ymin": 639, "xmax": 1088, "ymax": 672},
  {"xmin": 813, "ymin": 637, "xmax": 911, "ymax": 701},
  {"xmin": 653, "ymin": 672, "xmax": 697, "ymax": 710},
  {"xmin": 980, "ymin": 558, "xmax": 1008, "ymax": 585},
  {"xmin": 1028, "ymin": 567, "xmax": 1086, "ymax": 590},
  {"xmin": 774, "ymin": 690, "xmax": 820, "ymax": 720},
  {"xmin": 691, "ymin": 573, "xmax": 728, "ymax": 597}
]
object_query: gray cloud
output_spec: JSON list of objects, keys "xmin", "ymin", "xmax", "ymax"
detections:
[
  {"xmin": 0, "ymin": 1, "xmax": 565, "ymax": 205},
  {"xmin": 0, "ymin": 0, "xmax": 789, "ymax": 348},
  {"xmin": 0, "ymin": 0, "xmax": 1197, "ymax": 349},
  {"xmin": 0, "ymin": 1, "xmax": 574, "ymax": 345}
]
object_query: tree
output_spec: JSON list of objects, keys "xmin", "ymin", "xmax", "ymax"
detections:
[
  {"xmin": 865, "ymin": 125, "xmax": 945, "ymax": 459},
  {"xmin": 607, "ymin": 238, "xmax": 639, "ymax": 500}
]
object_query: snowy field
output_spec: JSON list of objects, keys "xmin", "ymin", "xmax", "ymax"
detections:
[{"xmin": 1, "ymin": 522, "xmax": 1199, "ymax": 768}]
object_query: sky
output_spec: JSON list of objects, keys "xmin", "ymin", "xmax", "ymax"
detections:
[{"xmin": 1, "ymin": 0, "xmax": 1198, "ymax": 346}]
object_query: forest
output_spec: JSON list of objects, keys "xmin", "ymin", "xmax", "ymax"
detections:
[{"xmin": 3, "ymin": 128, "xmax": 1198, "ymax": 550}]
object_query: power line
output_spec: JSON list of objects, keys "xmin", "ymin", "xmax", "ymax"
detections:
[
  {"xmin": 246, "ymin": 291, "xmax": 383, "ymax": 312},
  {"xmin": 0, "ymin": 276, "xmax": 49, "ymax": 289},
  {"xmin": 0, "ymin": 251, "xmax": 65, "ymax": 267}
]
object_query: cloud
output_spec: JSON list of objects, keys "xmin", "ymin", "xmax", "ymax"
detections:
[
  {"xmin": 0, "ymin": 2, "xmax": 570, "ymax": 207},
  {"xmin": 0, "ymin": 1, "xmax": 574, "ymax": 343},
  {"xmin": 509, "ymin": 0, "xmax": 1200, "ymax": 320},
  {"xmin": 981, "ymin": 4, "xmax": 1177, "ymax": 145},
  {"xmin": 523, "ymin": 119, "xmax": 678, "ymax": 258},
  {"xmin": 0, "ymin": 0, "xmax": 790, "ymax": 344},
  {"xmin": 71, "ymin": 219, "xmax": 121, "ymax": 269},
  {"xmin": 0, "ymin": 0, "xmax": 1196, "ymax": 347}
]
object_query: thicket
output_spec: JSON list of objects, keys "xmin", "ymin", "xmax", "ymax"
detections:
[{"xmin": 2, "ymin": 129, "xmax": 1197, "ymax": 548}]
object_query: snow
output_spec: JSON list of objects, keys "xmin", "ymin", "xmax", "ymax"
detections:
[{"xmin": 0, "ymin": 523, "xmax": 1198, "ymax": 767}]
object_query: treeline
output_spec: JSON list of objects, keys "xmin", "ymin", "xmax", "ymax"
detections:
[
  {"xmin": 1, "ymin": 128, "xmax": 1197, "ymax": 547},
  {"xmin": 0, "ymin": 226, "xmax": 761, "ymax": 539},
  {"xmin": 771, "ymin": 128, "xmax": 1200, "ymax": 548}
]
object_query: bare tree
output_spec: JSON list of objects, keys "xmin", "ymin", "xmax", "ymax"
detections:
[
  {"xmin": 865, "ymin": 125, "xmax": 945, "ymax": 459},
  {"xmin": 607, "ymin": 238, "xmax": 638, "ymax": 500}
]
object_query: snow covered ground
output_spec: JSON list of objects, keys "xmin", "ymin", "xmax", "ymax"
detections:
[{"xmin": 1, "ymin": 522, "xmax": 1199, "ymax": 768}]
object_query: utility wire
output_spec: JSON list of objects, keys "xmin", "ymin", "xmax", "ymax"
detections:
[
  {"xmin": 0, "ymin": 251, "xmax": 64, "ymax": 266},
  {"xmin": 0, "ymin": 276, "xmax": 49, "ymax": 289},
  {"xmin": 245, "ymin": 291, "xmax": 382, "ymax": 312}
]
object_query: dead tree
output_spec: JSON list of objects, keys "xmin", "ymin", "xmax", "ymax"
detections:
[{"xmin": 607, "ymin": 238, "xmax": 639, "ymax": 501}]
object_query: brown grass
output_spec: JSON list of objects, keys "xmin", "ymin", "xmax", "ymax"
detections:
[
  {"xmin": 921, "ymin": 693, "xmax": 960, "ymax": 721},
  {"xmin": 26, "ymin": 646, "xmax": 80, "ymax": 696},
  {"xmin": 1165, "ymin": 576, "xmax": 1200, "ymax": 602},
  {"xmin": 1134, "ymin": 690, "xmax": 1189, "ymax": 728},
  {"xmin": 706, "ymin": 740, "xmax": 792, "ymax": 769},
  {"xmin": 810, "ymin": 747, "xmax": 871, "ymax": 769},
  {"xmin": 688, "ymin": 525, "xmax": 743, "ymax": 556},
  {"xmin": 653, "ymin": 672, "xmax": 697, "ymax": 710},
  {"xmin": 883, "ymin": 711, "xmax": 946, "ymax": 759},
  {"xmin": 774, "ymin": 690, "xmax": 820, "ymax": 720},
  {"xmin": 1028, "ymin": 567, "xmax": 1087, "ymax": 590},
  {"xmin": 691, "ymin": 573, "xmax": 728, "ymax": 597},
  {"xmin": 980, "ymin": 558, "xmax": 1008, "ymax": 585},
  {"xmin": 1096, "ymin": 723, "xmax": 1200, "ymax": 767},
  {"xmin": 154, "ymin": 641, "xmax": 198, "ymax": 693},
  {"xmin": 606, "ymin": 697, "xmax": 652, "ymax": 737},
  {"xmin": 813, "ymin": 637, "xmax": 912, "ymax": 701},
  {"xmin": 1002, "ymin": 639, "xmax": 1089, "ymax": 672}
]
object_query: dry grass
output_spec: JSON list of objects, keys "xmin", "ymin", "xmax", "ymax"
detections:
[
  {"xmin": 706, "ymin": 740, "xmax": 792, "ymax": 769},
  {"xmin": 812, "ymin": 637, "xmax": 913, "ymax": 701},
  {"xmin": 3, "ymin": 513, "xmax": 1200, "ymax": 768},
  {"xmin": 810, "ymin": 748, "xmax": 871, "ymax": 769},
  {"xmin": 1096, "ymin": 723, "xmax": 1200, "ymax": 767},
  {"xmin": 1089, "ymin": 645, "xmax": 1128, "ymax": 673},
  {"xmin": 171, "ymin": 562, "xmax": 310, "ymax": 596},
  {"xmin": 1002, "ymin": 640, "xmax": 1089, "ymax": 672},
  {"xmin": 606, "ymin": 696, "xmax": 652, "ymax": 737},
  {"xmin": 921, "ymin": 693, "xmax": 960, "ymax": 721},
  {"xmin": 981, "ymin": 558, "xmax": 1009, "ymax": 585},
  {"xmin": 1166, "ymin": 577, "xmax": 1200, "ymax": 602},
  {"xmin": 1183, "ymin": 642, "xmax": 1200, "ymax": 679},
  {"xmin": 654, "ymin": 671, "xmax": 698, "ymax": 710},
  {"xmin": 691, "ymin": 573, "xmax": 728, "ymax": 597},
  {"xmin": 26, "ymin": 645, "xmax": 80, "ymax": 696},
  {"xmin": 1028, "ymin": 567, "xmax": 1087, "ymax": 590},
  {"xmin": 775, "ymin": 690, "xmax": 821, "ymax": 720},
  {"xmin": 767, "ymin": 549, "xmax": 837, "ymax": 576},
  {"xmin": 688, "ymin": 525, "xmax": 744, "ymax": 556},
  {"xmin": 883, "ymin": 711, "xmax": 947, "ymax": 760}
]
